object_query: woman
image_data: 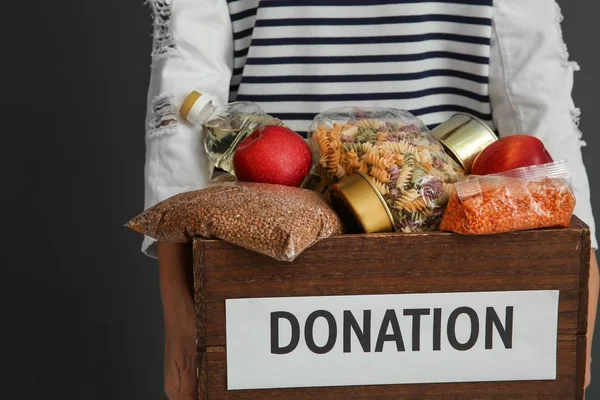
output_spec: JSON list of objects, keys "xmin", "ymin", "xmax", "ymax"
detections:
[{"xmin": 142, "ymin": 0, "xmax": 598, "ymax": 398}]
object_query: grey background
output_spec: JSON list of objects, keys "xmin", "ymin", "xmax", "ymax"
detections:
[{"xmin": 3, "ymin": 0, "xmax": 598, "ymax": 398}]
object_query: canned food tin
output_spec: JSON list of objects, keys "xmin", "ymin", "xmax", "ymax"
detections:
[
  {"xmin": 330, "ymin": 172, "xmax": 395, "ymax": 234},
  {"xmin": 430, "ymin": 113, "xmax": 498, "ymax": 173}
]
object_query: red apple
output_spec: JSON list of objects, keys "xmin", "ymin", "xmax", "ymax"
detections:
[
  {"xmin": 233, "ymin": 125, "xmax": 313, "ymax": 187},
  {"xmin": 471, "ymin": 135, "xmax": 553, "ymax": 175}
]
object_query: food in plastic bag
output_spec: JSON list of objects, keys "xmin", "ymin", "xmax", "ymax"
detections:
[
  {"xmin": 308, "ymin": 107, "xmax": 465, "ymax": 232},
  {"xmin": 180, "ymin": 91, "xmax": 285, "ymax": 180},
  {"xmin": 126, "ymin": 182, "xmax": 344, "ymax": 262},
  {"xmin": 440, "ymin": 161, "xmax": 575, "ymax": 235}
]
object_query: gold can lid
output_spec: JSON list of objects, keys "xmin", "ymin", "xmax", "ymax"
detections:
[
  {"xmin": 431, "ymin": 113, "xmax": 498, "ymax": 173},
  {"xmin": 331, "ymin": 172, "xmax": 395, "ymax": 234}
]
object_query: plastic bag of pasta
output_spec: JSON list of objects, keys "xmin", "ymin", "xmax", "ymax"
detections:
[{"xmin": 308, "ymin": 107, "xmax": 465, "ymax": 232}]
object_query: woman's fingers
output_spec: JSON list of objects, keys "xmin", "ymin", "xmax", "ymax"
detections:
[{"xmin": 164, "ymin": 356, "xmax": 197, "ymax": 400}]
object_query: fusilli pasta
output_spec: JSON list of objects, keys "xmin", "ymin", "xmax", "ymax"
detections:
[
  {"xmin": 369, "ymin": 176, "xmax": 390, "ymax": 196},
  {"xmin": 309, "ymin": 112, "xmax": 465, "ymax": 233},
  {"xmin": 395, "ymin": 165, "xmax": 413, "ymax": 191},
  {"xmin": 370, "ymin": 166, "xmax": 391, "ymax": 183},
  {"xmin": 363, "ymin": 152, "xmax": 394, "ymax": 170},
  {"xmin": 394, "ymin": 188, "xmax": 420, "ymax": 210},
  {"xmin": 403, "ymin": 196, "xmax": 428, "ymax": 213}
]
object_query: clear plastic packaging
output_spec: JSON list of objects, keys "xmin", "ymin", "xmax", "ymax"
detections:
[
  {"xmin": 440, "ymin": 161, "xmax": 575, "ymax": 235},
  {"xmin": 180, "ymin": 92, "xmax": 285, "ymax": 180},
  {"xmin": 126, "ymin": 182, "xmax": 344, "ymax": 262},
  {"xmin": 308, "ymin": 106, "xmax": 465, "ymax": 232}
]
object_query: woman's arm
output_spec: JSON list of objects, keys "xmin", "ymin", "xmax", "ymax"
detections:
[
  {"xmin": 142, "ymin": 0, "xmax": 233, "ymax": 258},
  {"xmin": 158, "ymin": 242, "xmax": 197, "ymax": 400},
  {"xmin": 588, "ymin": 251, "xmax": 599, "ymax": 389},
  {"xmin": 142, "ymin": 0, "xmax": 233, "ymax": 398},
  {"xmin": 489, "ymin": 0, "xmax": 598, "ymax": 390}
]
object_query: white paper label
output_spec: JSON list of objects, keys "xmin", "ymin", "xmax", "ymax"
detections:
[{"xmin": 225, "ymin": 290, "xmax": 559, "ymax": 390}]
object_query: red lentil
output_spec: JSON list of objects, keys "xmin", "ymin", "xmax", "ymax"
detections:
[{"xmin": 440, "ymin": 177, "xmax": 575, "ymax": 235}]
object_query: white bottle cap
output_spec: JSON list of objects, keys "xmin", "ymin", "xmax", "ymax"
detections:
[{"xmin": 180, "ymin": 91, "xmax": 213, "ymax": 125}]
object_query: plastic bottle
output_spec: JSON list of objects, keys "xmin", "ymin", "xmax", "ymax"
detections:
[{"xmin": 180, "ymin": 90, "xmax": 284, "ymax": 179}]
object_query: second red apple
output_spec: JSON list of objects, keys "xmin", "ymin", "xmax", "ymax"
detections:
[{"xmin": 471, "ymin": 135, "xmax": 553, "ymax": 175}]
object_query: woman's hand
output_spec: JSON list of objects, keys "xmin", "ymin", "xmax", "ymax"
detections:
[
  {"xmin": 585, "ymin": 250, "xmax": 599, "ymax": 393},
  {"xmin": 158, "ymin": 242, "xmax": 197, "ymax": 400},
  {"xmin": 164, "ymin": 323, "xmax": 197, "ymax": 400}
]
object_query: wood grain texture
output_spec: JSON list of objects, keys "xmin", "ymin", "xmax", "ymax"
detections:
[
  {"xmin": 193, "ymin": 217, "xmax": 591, "ymax": 399},
  {"xmin": 194, "ymin": 240, "xmax": 208, "ymax": 400},
  {"xmin": 199, "ymin": 337, "xmax": 578, "ymax": 400},
  {"xmin": 575, "ymin": 216, "xmax": 592, "ymax": 338}
]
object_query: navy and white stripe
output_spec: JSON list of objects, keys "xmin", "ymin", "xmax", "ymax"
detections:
[{"xmin": 226, "ymin": 0, "xmax": 494, "ymax": 136}]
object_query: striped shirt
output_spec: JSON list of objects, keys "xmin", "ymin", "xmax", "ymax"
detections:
[
  {"xmin": 226, "ymin": 0, "xmax": 494, "ymax": 135},
  {"xmin": 142, "ymin": 0, "xmax": 597, "ymax": 256}
]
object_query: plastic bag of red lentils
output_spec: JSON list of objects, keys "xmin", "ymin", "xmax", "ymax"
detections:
[{"xmin": 440, "ymin": 161, "xmax": 575, "ymax": 235}]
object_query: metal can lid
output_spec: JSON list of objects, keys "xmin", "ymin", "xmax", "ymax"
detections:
[
  {"xmin": 331, "ymin": 172, "xmax": 395, "ymax": 234},
  {"xmin": 430, "ymin": 113, "xmax": 498, "ymax": 173}
]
